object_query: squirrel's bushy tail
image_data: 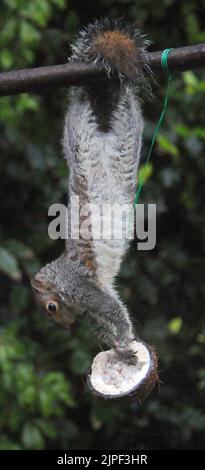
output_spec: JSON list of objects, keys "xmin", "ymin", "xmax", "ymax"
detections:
[{"xmin": 70, "ymin": 18, "xmax": 150, "ymax": 82}]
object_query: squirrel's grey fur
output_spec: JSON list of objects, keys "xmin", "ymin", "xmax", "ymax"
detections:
[{"xmin": 31, "ymin": 18, "xmax": 149, "ymax": 361}]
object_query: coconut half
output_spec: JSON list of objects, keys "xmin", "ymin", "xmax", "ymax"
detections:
[{"xmin": 88, "ymin": 341, "xmax": 158, "ymax": 400}]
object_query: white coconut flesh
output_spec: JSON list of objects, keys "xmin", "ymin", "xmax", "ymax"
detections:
[{"xmin": 89, "ymin": 341, "xmax": 152, "ymax": 397}]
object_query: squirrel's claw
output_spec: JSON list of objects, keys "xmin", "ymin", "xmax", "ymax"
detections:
[{"xmin": 114, "ymin": 343, "xmax": 138, "ymax": 365}]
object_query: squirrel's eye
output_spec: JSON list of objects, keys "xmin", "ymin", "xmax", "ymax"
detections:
[{"xmin": 45, "ymin": 301, "xmax": 59, "ymax": 314}]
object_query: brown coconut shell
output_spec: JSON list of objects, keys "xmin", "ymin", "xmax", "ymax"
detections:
[{"xmin": 87, "ymin": 341, "xmax": 158, "ymax": 401}]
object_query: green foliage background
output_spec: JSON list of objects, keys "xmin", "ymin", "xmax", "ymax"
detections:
[{"xmin": 0, "ymin": 0, "xmax": 205, "ymax": 450}]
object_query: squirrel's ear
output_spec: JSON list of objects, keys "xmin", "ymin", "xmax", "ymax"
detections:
[{"xmin": 31, "ymin": 277, "xmax": 51, "ymax": 294}]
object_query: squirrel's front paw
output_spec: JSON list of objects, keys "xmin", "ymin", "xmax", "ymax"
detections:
[{"xmin": 114, "ymin": 341, "xmax": 138, "ymax": 365}]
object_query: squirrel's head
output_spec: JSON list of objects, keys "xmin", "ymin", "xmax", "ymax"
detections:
[{"xmin": 31, "ymin": 257, "xmax": 76, "ymax": 327}]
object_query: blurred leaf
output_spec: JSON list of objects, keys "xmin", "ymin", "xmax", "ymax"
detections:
[
  {"xmin": 39, "ymin": 390, "xmax": 52, "ymax": 417},
  {"xmin": 22, "ymin": 423, "xmax": 44, "ymax": 450},
  {"xmin": 157, "ymin": 133, "xmax": 179, "ymax": 157},
  {"xmin": 183, "ymin": 71, "xmax": 199, "ymax": 88},
  {"xmin": 52, "ymin": 0, "xmax": 66, "ymax": 8},
  {"xmin": 36, "ymin": 419, "xmax": 56, "ymax": 438},
  {"xmin": 0, "ymin": 248, "xmax": 22, "ymax": 281},
  {"xmin": 138, "ymin": 162, "xmax": 153, "ymax": 185},
  {"xmin": 1, "ymin": 18, "xmax": 17, "ymax": 42},
  {"xmin": 21, "ymin": 0, "xmax": 51, "ymax": 27},
  {"xmin": 20, "ymin": 21, "xmax": 41, "ymax": 46},
  {"xmin": 1, "ymin": 49, "xmax": 13, "ymax": 69},
  {"xmin": 5, "ymin": 240, "xmax": 34, "ymax": 260},
  {"xmin": 16, "ymin": 95, "xmax": 39, "ymax": 113},
  {"xmin": 168, "ymin": 317, "xmax": 183, "ymax": 334},
  {"xmin": 174, "ymin": 124, "xmax": 190, "ymax": 137},
  {"xmin": 192, "ymin": 127, "xmax": 205, "ymax": 139},
  {"xmin": 174, "ymin": 125, "xmax": 205, "ymax": 140}
]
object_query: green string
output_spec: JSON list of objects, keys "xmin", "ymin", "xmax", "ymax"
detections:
[{"xmin": 132, "ymin": 48, "xmax": 173, "ymax": 211}]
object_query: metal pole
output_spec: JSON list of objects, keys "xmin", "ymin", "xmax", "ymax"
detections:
[{"xmin": 0, "ymin": 44, "xmax": 205, "ymax": 96}]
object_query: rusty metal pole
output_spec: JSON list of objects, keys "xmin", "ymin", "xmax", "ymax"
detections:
[{"xmin": 0, "ymin": 44, "xmax": 205, "ymax": 96}]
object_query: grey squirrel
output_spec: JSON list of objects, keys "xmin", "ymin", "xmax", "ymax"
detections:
[{"xmin": 31, "ymin": 18, "xmax": 150, "ymax": 363}]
